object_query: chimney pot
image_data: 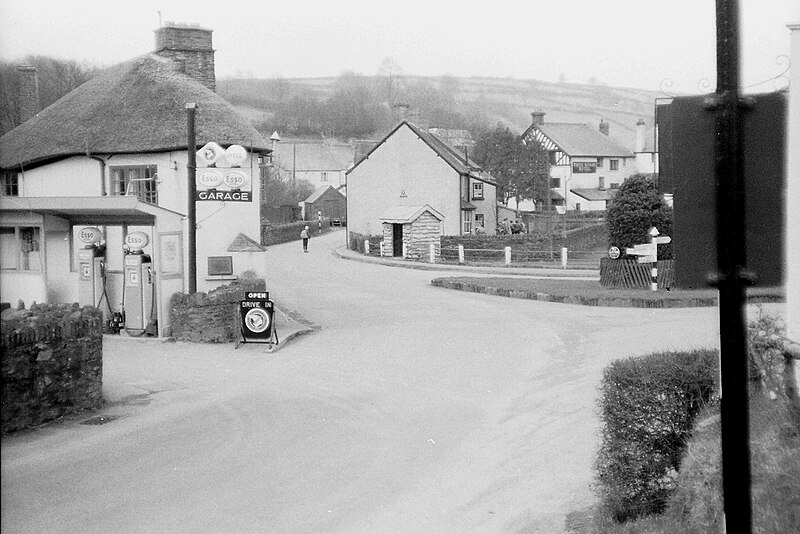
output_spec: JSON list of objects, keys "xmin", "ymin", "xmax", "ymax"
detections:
[
  {"xmin": 16, "ymin": 64, "xmax": 40, "ymax": 124},
  {"xmin": 530, "ymin": 109, "xmax": 546, "ymax": 126}
]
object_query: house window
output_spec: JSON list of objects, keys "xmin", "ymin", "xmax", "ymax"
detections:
[
  {"xmin": 575, "ymin": 203, "xmax": 581, "ymax": 211},
  {"xmin": 599, "ymin": 176, "xmax": 605, "ymax": 190},
  {"xmin": 572, "ymin": 161, "xmax": 597, "ymax": 173},
  {"xmin": 472, "ymin": 181, "xmax": 484, "ymax": 200},
  {"xmin": 1, "ymin": 172, "xmax": 19, "ymax": 196},
  {"xmin": 321, "ymin": 172, "xmax": 328, "ymax": 183},
  {"xmin": 610, "ymin": 182, "xmax": 620, "ymax": 189},
  {"xmin": 462, "ymin": 211, "xmax": 472, "ymax": 234},
  {"xmin": 609, "ymin": 159, "xmax": 619, "ymax": 171},
  {"xmin": 550, "ymin": 177, "xmax": 561, "ymax": 188},
  {"xmin": 475, "ymin": 213, "xmax": 485, "ymax": 229},
  {"xmin": 111, "ymin": 165, "xmax": 158, "ymax": 204},
  {"xmin": 597, "ymin": 157, "xmax": 603, "ymax": 168},
  {"xmin": 0, "ymin": 226, "xmax": 41, "ymax": 271}
]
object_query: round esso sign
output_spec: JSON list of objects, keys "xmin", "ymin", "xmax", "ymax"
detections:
[
  {"xmin": 197, "ymin": 170, "xmax": 223, "ymax": 188},
  {"xmin": 608, "ymin": 246, "xmax": 621, "ymax": 259},
  {"xmin": 125, "ymin": 231, "xmax": 150, "ymax": 251},
  {"xmin": 78, "ymin": 227, "xmax": 102, "ymax": 245},
  {"xmin": 223, "ymin": 171, "xmax": 248, "ymax": 189},
  {"xmin": 225, "ymin": 145, "xmax": 247, "ymax": 167}
]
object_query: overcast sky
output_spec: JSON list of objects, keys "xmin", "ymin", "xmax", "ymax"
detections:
[{"xmin": 1, "ymin": 0, "xmax": 798, "ymax": 94}]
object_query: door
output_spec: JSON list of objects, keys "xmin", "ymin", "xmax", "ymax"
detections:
[{"xmin": 392, "ymin": 224, "xmax": 403, "ymax": 257}]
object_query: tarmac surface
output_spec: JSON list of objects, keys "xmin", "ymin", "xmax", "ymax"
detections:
[{"xmin": 2, "ymin": 230, "xmax": 785, "ymax": 533}]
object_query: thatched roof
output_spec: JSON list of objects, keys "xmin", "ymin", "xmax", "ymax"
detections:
[{"xmin": 0, "ymin": 54, "xmax": 269, "ymax": 170}]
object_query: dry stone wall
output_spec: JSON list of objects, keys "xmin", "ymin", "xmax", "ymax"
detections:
[{"xmin": 1, "ymin": 303, "xmax": 103, "ymax": 434}]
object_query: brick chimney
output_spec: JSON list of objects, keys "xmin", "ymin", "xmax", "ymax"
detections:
[
  {"xmin": 530, "ymin": 109, "xmax": 546, "ymax": 126},
  {"xmin": 17, "ymin": 65, "xmax": 40, "ymax": 124},
  {"xmin": 599, "ymin": 119, "xmax": 609, "ymax": 136},
  {"xmin": 155, "ymin": 22, "xmax": 216, "ymax": 91},
  {"xmin": 635, "ymin": 118, "xmax": 646, "ymax": 152}
]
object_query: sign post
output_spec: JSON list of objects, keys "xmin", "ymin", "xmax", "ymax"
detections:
[{"xmin": 625, "ymin": 227, "xmax": 671, "ymax": 291}]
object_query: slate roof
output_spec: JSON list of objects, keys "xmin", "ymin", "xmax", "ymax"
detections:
[
  {"xmin": 379, "ymin": 204, "xmax": 445, "ymax": 223},
  {"xmin": 348, "ymin": 121, "xmax": 496, "ymax": 185},
  {"xmin": 1, "ymin": 54, "xmax": 270, "ymax": 170},
  {"xmin": 303, "ymin": 184, "xmax": 345, "ymax": 204},
  {"xmin": 571, "ymin": 188, "xmax": 619, "ymax": 201},
  {"xmin": 273, "ymin": 141, "xmax": 354, "ymax": 172},
  {"xmin": 534, "ymin": 123, "xmax": 633, "ymax": 158}
]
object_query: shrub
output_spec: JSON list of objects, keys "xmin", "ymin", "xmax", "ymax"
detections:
[
  {"xmin": 595, "ymin": 349, "xmax": 718, "ymax": 522},
  {"xmin": 261, "ymin": 219, "xmax": 335, "ymax": 246},
  {"xmin": 606, "ymin": 174, "xmax": 673, "ymax": 259}
]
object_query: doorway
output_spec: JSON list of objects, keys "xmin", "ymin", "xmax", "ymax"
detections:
[{"xmin": 392, "ymin": 224, "xmax": 403, "ymax": 257}]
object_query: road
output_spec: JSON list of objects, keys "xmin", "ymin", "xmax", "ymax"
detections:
[{"xmin": 2, "ymin": 230, "xmax": 751, "ymax": 533}]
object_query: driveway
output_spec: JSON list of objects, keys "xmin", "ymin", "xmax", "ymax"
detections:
[{"xmin": 3, "ymin": 230, "xmax": 764, "ymax": 533}]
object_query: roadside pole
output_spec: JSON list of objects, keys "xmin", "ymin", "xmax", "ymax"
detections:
[
  {"xmin": 186, "ymin": 103, "xmax": 197, "ymax": 294},
  {"xmin": 713, "ymin": 1, "xmax": 752, "ymax": 531}
]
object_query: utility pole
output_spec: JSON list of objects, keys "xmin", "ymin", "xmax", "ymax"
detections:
[
  {"xmin": 186, "ymin": 103, "xmax": 197, "ymax": 294},
  {"xmin": 713, "ymin": 1, "xmax": 752, "ymax": 531}
]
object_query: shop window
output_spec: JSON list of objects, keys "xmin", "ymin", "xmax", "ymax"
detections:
[
  {"xmin": 472, "ymin": 181, "xmax": 484, "ymax": 200},
  {"xmin": 0, "ymin": 226, "xmax": 41, "ymax": 271},
  {"xmin": 1, "ymin": 172, "xmax": 19, "ymax": 196},
  {"xmin": 111, "ymin": 165, "xmax": 158, "ymax": 204}
]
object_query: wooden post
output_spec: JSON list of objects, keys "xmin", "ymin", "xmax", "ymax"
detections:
[
  {"xmin": 458, "ymin": 244, "xmax": 465, "ymax": 264},
  {"xmin": 505, "ymin": 246, "xmax": 511, "ymax": 266}
]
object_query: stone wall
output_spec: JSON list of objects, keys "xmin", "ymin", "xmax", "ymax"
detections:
[
  {"xmin": 1, "ymin": 303, "xmax": 103, "ymax": 434},
  {"xmin": 407, "ymin": 212, "xmax": 441, "ymax": 260},
  {"xmin": 170, "ymin": 276, "xmax": 266, "ymax": 343}
]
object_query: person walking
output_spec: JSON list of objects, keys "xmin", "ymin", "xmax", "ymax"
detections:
[{"xmin": 300, "ymin": 226, "xmax": 310, "ymax": 252}]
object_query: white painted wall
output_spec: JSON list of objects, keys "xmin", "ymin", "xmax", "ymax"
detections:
[{"xmin": 347, "ymin": 125, "xmax": 460, "ymax": 237}]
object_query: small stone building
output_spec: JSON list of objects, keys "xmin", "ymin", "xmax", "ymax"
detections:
[{"xmin": 379, "ymin": 204, "xmax": 444, "ymax": 259}]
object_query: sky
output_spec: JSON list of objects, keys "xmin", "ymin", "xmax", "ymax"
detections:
[{"xmin": 1, "ymin": 0, "xmax": 798, "ymax": 94}]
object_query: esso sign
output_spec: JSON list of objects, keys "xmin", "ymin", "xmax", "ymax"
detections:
[
  {"xmin": 78, "ymin": 226, "xmax": 102, "ymax": 245},
  {"xmin": 223, "ymin": 171, "xmax": 248, "ymax": 189},
  {"xmin": 124, "ymin": 231, "xmax": 149, "ymax": 251},
  {"xmin": 197, "ymin": 170, "xmax": 223, "ymax": 188},
  {"xmin": 225, "ymin": 145, "xmax": 247, "ymax": 167}
]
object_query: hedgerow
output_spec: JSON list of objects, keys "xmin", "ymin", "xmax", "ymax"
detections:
[{"xmin": 595, "ymin": 349, "xmax": 718, "ymax": 522}]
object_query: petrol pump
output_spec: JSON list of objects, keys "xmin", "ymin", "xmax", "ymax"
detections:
[
  {"xmin": 77, "ymin": 226, "xmax": 107, "ymax": 312},
  {"xmin": 122, "ymin": 231, "xmax": 157, "ymax": 336}
]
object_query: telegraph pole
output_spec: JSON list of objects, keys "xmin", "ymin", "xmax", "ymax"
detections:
[
  {"xmin": 713, "ymin": 1, "xmax": 752, "ymax": 530},
  {"xmin": 186, "ymin": 103, "xmax": 197, "ymax": 294}
]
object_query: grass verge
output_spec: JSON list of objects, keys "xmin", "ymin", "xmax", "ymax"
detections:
[{"xmin": 432, "ymin": 277, "xmax": 784, "ymax": 307}]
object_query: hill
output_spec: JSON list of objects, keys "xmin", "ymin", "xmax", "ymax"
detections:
[{"xmin": 217, "ymin": 74, "xmax": 664, "ymax": 149}]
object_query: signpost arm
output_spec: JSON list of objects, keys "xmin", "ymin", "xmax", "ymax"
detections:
[
  {"xmin": 186, "ymin": 103, "xmax": 197, "ymax": 294},
  {"xmin": 713, "ymin": 1, "xmax": 752, "ymax": 530}
]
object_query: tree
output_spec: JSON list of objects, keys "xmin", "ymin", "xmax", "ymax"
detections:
[
  {"xmin": 471, "ymin": 123, "xmax": 550, "ymax": 214},
  {"xmin": 606, "ymin": 174, "xmax": 673, "ymax": 259},
  {"xmin": 1, "ymin": 56, "xmax": 100, "ymax": 135},
  {"xmin": 471, "ymin": 123, "xmax": 518, "ymax": 204}
]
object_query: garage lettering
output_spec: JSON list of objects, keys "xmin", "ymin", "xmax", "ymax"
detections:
[{"xmin": 196, "ymin": 190, "xmax": 251, "ymax": 202}]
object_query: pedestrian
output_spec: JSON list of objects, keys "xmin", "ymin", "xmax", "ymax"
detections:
[{"xmin": 300, "ymin": 225, "xmax": 310, "ymax": 252}]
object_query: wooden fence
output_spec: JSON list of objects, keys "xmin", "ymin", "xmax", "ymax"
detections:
[{"xmin": 600, "ymin": 258, "xmax": 675, "ymax": 289}]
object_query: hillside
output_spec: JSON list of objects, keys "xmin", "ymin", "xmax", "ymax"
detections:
[{"xmin": 218, "ymin": 75, "xmax": 664, "ymax": 149}]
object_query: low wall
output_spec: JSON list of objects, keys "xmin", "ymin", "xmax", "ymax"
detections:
[
  {"xmin": 170, "ymin": 276, "xmax": 266, "ymax": 343},
  {"xmin": 1, "ymin": 303, "xmax": 104, "ymax": 434}
]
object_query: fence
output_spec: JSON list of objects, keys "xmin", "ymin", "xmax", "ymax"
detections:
[{"xmin": 599, "ymin": 258, "xmax": 675, "ymax": 289}]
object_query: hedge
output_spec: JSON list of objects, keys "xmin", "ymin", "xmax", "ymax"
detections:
[{"xmin": 595, "ymin": 349, "xmax": 718, "ymax": 522}]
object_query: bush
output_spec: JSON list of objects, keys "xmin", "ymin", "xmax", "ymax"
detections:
[
  {"xmin": 606, "ymin": 175, "xmax": 673, "ymax": 259},
  {"xmin": 595, "ymin": 349, "xmax": 718, "ymax": 522},
  {"xmin": 261, "ymin": 219, "xmax": 335, "ymax": 246}
]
